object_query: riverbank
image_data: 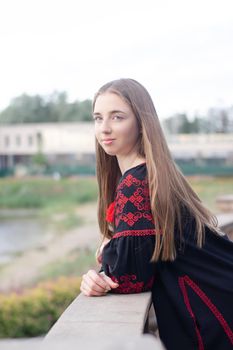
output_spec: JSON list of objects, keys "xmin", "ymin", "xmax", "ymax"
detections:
[{"xmin": 0, "ymin": 201, "xmax": 100, "ymax": 293}]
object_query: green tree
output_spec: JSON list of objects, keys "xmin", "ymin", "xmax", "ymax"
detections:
[{"xmin": 0, "ymin": 92, "xmax": 93, "ymax": 124}]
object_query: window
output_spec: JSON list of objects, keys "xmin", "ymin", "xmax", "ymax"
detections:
[
  {"xmin": 28, "ymin": 135, "xmax": 33, "ymax": 146},
  {"xmin": 16, "ymin": 135, "xmax": 21, "ymax": 146},
  {"xmin": 4, "ymin": 135, "xmax": 10, "ymax": 147}
]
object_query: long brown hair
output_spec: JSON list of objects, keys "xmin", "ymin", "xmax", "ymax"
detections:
[{"xmin": 93, "ymin": 78, "xmax": 219, "ymax": 262}]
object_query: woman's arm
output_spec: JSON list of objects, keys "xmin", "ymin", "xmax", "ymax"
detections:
[
  {"xmin": 95, "ymin": 237, "xmax": 111, "ymax": 265},
  {"xmin": 81, "ymin": 167, "xmax": 156, "ymax": 296}
]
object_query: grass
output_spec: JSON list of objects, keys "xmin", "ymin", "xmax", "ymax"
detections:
[
  {"xmin": 1, "ymin": 175, "xmax": 232, "ymax": 210},
  {"xmin": 0, "ymin": 175, "xmax": 232, "ymax": 216},
  {"xmin": 0, "ymin": 177, "xmax": 98, "ymax": 231},
  {"xmin": 35, "ymin": 247, "xmax": 97, "ymax": 283},
  {"xmin": 0, "ymin": 177, "xmax": 98, "ymax": 209},
  {"xmin": 187, "ymin": 176, "xmax": 233, "ymax": 213}
]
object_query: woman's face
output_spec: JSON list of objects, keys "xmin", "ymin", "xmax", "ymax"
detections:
[{"xmin": 93, "ymin": 92, "xmax": 141, "ymax": 157}]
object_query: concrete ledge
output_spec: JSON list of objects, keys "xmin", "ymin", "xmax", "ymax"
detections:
[
  {"xmin": 216, "ymin": 194, "xmax": 233, "ymax": 212},
  {"xmin": 217, "ymin": 212, "xmax": 233, "ymax": 238},
  {"xmin": 44, "ymin": 292, "xmax": 155, "ymax": 339}
]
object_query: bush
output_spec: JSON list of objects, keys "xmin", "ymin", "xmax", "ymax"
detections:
[{"xmin": 0, "ymin": 276, "xmax": 81, "ymax": 338}]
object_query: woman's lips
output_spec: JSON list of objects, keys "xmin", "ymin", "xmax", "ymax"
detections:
[{"xmin": 102, "ymin": 139, "xmax": 115, "ymax": 145}]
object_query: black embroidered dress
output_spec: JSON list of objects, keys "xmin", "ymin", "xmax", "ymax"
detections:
[{"xmin": 101, "ymin": 163, "xmax": 233, "ymax": 350}]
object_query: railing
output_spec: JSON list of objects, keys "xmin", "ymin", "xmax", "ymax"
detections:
[{"xmin": 42, "ymin": 292, "xmax": 163, "ymax": 349}]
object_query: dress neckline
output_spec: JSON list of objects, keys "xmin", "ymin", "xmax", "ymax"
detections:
[{"xmin": 121, "ymin": 162, "xmax": 146, "ymax": 177}]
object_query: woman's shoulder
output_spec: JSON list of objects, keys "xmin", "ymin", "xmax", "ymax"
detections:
[
  {"xmin": 123, "ymin": 162, "xmax": 147, "ymax": 176},
  {"xmin": 117, "ymin": 162, "xmax": 147, "ymax": 190}
]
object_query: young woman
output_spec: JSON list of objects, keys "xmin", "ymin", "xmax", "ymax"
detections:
[{"xmin": 80, "ymin": 78, "xmax": 233, "ymax": 350}]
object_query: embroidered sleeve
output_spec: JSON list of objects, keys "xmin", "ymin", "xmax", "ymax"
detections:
[{"xmin": 101, "ymin": 170, "xmax": 157, "ymax": 294}]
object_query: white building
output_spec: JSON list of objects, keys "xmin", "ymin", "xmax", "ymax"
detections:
[
  {"xmin": 0, "ymin": 123, "xmax": 233, "ymax": 172},
  {"xmin": 0, "ymin": 123, "xmax": 95, "ymax": 170},
  {"xmin": 167, "ymin": 133, "xmax": 233, "ymax": 160}
]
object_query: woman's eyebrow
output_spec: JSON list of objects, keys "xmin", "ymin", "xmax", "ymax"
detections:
[{"xmin": 93, "ymin": 110, "xmax": 126, "ymax": 116}]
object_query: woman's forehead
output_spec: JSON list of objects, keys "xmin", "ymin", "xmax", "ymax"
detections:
[{"xmin": 94, "ymin": 92, "xmax": 131, "ymax": 114}]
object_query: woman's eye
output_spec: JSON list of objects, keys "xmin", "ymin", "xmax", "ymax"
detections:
[
  {"xmin": 93, "ymin": 115, "xmax": 123, "ymax": 122},
  {"xmin": 113, "ymin": 115, "xmax": 123, "ymax": 120},
  {"xmin": 93, "ymin": 116, "xmax": 102, "ymax": 121}
]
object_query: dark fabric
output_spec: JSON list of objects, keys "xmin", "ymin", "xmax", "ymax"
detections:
[{"xmin": 101, "ymin": 163, "xmax": 233, "ymax": 350}]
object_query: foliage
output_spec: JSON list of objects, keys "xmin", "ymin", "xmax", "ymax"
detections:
[
  {"xmin": 0, "ymin": 276, "xmax": 81, "ymax": 338},
  {"xmin": 0, "ymin": 92, "xmax": 93, "ymax": 124},
  {"xmin": 188, "ymin": 176, "xmax": 233, "ymax": 212},
  {"xmin": 30, "ymin": 151, "xmax": 48, "ymax": 175},
  {"xmin": 0, "ymin": 177, "xmax": 98, "ymax": 209},
  {"xmin": 31, "ymin": 152, "xmax": 47, "ymax": 166},
  {"xmin": 0, "ymin": 176, "xmax": 232, "ymax": 214}
]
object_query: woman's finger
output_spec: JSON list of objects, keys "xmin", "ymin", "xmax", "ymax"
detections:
[
  {"xmin": 83, "ymin": 273, "xmax": 109, "ymax": 293},
  {"xmin": 83, "ymin": 270, "xmax": 111, "ymax": 292},
  {"xmin": 100, "ymin": 272, "xmax": 119, "ymax": 289},
  {"xmin": 80, "ymin": 280, "xmax": 107, "ymax": 297}
]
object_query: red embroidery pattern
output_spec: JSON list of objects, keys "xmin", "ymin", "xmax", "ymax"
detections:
[
  {"xmin": 179, "ymin": 275, "xmax": 233, "ymax": 349},
  {"xmin": 113, "ymin": 229, "xmax": 156, "ymax": 239},
  {"xmin": 116, "ymin": 193, "xmax": 128, "ymax": 214},
  {"xmin": 117, "ymin": 174, "xmax": 141, "ymax": 190},
  {"xmin": 129, "ymin": 192, "xmax": 144, "ymax": 208},
  {"xmin": 105, "ymin": 166, "xmax": 157, "ymax": 236},
  {"xmin": 129, "ymin": 187, "xmax": 151, "ymax": 211},
  {"xmin": 109, "ymin": 273, "xmax": 155, "ymax": 294},
  {"xmin": 120, "ymin": 211, "xmax": 143, "ymax": 226},
  {"xmin": 114, "ymin": 173, "xmax": 154, "ymax": 228}
]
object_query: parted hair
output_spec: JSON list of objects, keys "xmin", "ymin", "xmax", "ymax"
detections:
[{"xmin": 93, "ymin": 78, "xmax": 219, "ymax": 262}]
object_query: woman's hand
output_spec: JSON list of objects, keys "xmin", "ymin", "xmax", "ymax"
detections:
[
  {"xmin": 95, "ymin": 237, "xmax": 111, "ymax": 265},
  {"xmin": 80, "ymin": 269, "xmax": 119, "ymax": 297}
]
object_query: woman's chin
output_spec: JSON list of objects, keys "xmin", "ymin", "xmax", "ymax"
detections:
[
  {"xmin": 101, "ymin": 145, "xmax": 116, "ymax": 155},
  {"xmin": 104, "ymin": 150, "xmax": 117, "ymax": 156}
]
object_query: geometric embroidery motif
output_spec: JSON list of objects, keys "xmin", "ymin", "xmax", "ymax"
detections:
[
  {"xmin": 109, "ymin": 273, "xmax": 155, "ymax": 294},
  {"xmin": 117, "ymin": 174, "xmax": 141, "ymax": 190},
  {"xmin": 114, "ymin": 173, "xmax": 154, "ymax": 229}
]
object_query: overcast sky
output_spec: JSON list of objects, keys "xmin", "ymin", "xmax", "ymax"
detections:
[{"xmin": 0, "ymin": 0, "xmax": 232, "ymax": 119}]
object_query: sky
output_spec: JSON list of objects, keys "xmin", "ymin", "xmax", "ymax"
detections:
[{"xmin": 0, "ymin": 0, "xmax": 233, "ymax": 120}]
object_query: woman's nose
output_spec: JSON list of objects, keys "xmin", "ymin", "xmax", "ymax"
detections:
[{"xmin": 101, "ymin": 119, "xmax": 112, "ymax": 133}]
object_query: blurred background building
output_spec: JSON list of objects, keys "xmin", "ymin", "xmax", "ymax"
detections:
[{"xmin": 0, "ymin": 123, "xmax": 232, "ymax": 177}]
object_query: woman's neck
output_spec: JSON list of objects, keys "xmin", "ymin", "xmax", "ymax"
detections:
[{"xmin": 117, "ymin": 155, "xmax": 146, "ymax": 175}]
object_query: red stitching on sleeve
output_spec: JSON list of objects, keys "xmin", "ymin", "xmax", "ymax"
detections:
[{"xmin": 109, "ymin": 273, "xmax": 155, "ymax": 294}]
